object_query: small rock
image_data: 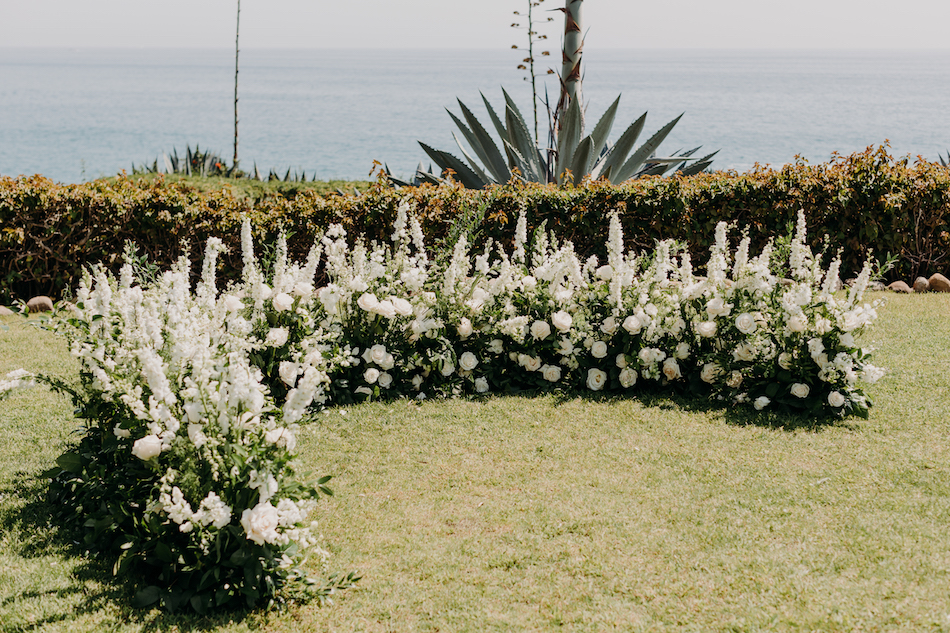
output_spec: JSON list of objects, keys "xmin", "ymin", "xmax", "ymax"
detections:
[
  {"xmin": 913, "ymin": 277, "xmax": 930, "ymax": 293},
  {"xmin": 929, "ymin": 273, "xmax": 950, "ymax": 292},
  {"xmin": 867, "ymin": 281, "xmax": 886, "ymax": 292},
  {"xmin": 0, "ymin": 306, "xmax": 15, "ymax": 316},
  {"xmin": 26, "ymin": 296, "xmax": 54, "ymax": 313},
  {"xmin": 887, "ymin": 280, "xmax": 912, "ymax": 293}
]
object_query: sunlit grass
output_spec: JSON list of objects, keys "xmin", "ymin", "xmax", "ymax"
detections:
[{"xmin": 2, "ymin": 293, "xmax": 949, "ymax": 631}]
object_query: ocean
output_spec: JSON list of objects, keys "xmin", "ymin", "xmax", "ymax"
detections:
[{"xmin": 1, "ymin": 47, "xmax": 949, "ymax": 183}]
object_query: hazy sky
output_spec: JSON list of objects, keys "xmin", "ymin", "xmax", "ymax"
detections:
[{"xmin": 2, "ymin": 0, "xmax": 949, "ymax": 50}]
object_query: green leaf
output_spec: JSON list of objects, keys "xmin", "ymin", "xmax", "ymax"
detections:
[
  {"xmin": 613, "ymin": 114, "xmax": 684, "ymax": 183},
  {"xmin": 131, "ymin": 585, "xmax": 161, "ymax": 608},
  {"xmin": 55, "ymin": 452, "xmax": 83, "ymax": 474}
]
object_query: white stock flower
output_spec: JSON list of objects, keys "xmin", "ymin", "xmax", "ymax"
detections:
[
  {"xmin": 786, "ymin": 314, "xmax": 808, "ymax": 333},
  {"xmin": 586, "ymin": 368, "xmax": 607, "ymax": 391},
  {"xmin": 735, "ymin": 313, "xmax": 757, "ymax": 335},
  {"xmin": 187, "ymin": 424, "xmax": 208, "ymax": 447},
  {"xmin": 223, "ymin": 294, "xmax": 244, "ymax": 312},
  {"xmin": 459, "ymin": 352, "xmax": 478, "ymax": 371},
  {"xmin": 521, "ymin": 276, "xmax": 537, "ymax": 292},
  {"xmin": 293, "ymin": 282, "xmax": 314, "ymax": 297},
  {"xmin": 706, "ymin": 297, "xmax": 732, "ymax": 317},
  {"xmin": 754, "ymin": 396, "xmax": 770, "ymax": 410},
  {"xmin": 619, "ymin": 367, "xmax": 638, "ymax": 388},
  {"xmin": 272, "ymin": 292, "xmax": 294, "ymax": 312},
  {"xmin": 591, "ymin": 341, "xmax": 608, "ymax": 359},
  {"xmin": 551, "ymin": 310, "xmax": 573, "ymax": 333},
  {"xmin": 241, "ymin": 501, "xmax": 281, "ymax": 545},
  {"xmin": 596, "ymin": 264, "xmax": 613, "ymax": 281},
  {"xmin": 828, "ymin": 391, "xmax": 846, "ymax": 407},
  {"xmin": 790, "ymin": 383, "xmax": 810, "ymax": 398},
  {"xmin": 541, "ymin": 364, "xmax": 562, "ymax": 382},
  {"xmin": 489, "ymin": 339, "xmax": 505, "ymax": 354},
  {"xmin": 131, "ymin": 434, "xmax": 162, "ymax": 461},
  {"xmin": 861, "ymin": 364, "xmax": 885, "ymax": 384},
  {"xmin": 530, "ymin": 320, "xmax": 552, "ymax": 340}
]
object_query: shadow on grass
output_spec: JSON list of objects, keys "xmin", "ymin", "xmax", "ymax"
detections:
[
  {"xmin": 546, "ymin": 387, "xmax": 861, "ymax": 433},
  {"xmin": 0, "ymin": 472, "xmax": 267, "ymax": 633}
]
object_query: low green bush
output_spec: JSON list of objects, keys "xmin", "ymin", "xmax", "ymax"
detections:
[{"xmin": 2, "ymin": 146, "xmax": 948, "ymax": 304}]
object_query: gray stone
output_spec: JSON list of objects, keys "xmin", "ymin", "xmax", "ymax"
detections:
[
  {"xmin": 929, "ymin": 273, "xmax": 950, "ymax": 292},
  {"xmin": 913, "ymin": 277, "xmax": 930, "ymax": 293},
  {"xmin": 0, "ymin": 306, "xmax": 15, "ymax": 316},
  {"xmin": 887, "ymin": 280, "xmax": 912, "ymax": 293},
  {"xmin": 26, "ymin": 296, "xmax": 54, "ymax": 313}
]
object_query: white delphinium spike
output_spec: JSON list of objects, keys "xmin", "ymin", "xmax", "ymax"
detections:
[
  {"xmin": 0, "ymin": 369, "xmax": 36, "ymax": 399},
  {"xmin": 847, "ymin": 259, "xmax": 873, "ymax": 307},
  {"xmin": 443, "ymin": 235, "xmax": 470, "ymax": 299},
  {"xmin": 679, "ymin": 250, "xmax": 693, "ymax": 285},
  {"xmin": 474, "ymin": 240, "xmax": 493, "ymax": 276},
  {"xmin": 241, "ymin": 216, "xmax": 256, "ymax": 282},
  {"xmin": 272, "ymin": 233, "xmax": 289, "ymax": 292},
  {"xmin": 321, "ymin": 225, "xmax": 348, "ymax": 281},
  {"xmin": 196, "ymin": 238, "xmax": 226, "ymax": 309},
  {"xmin": 513, "ymin": 209, "xmax": 528, "ymax": 266},
  {"xmin": 607, "ymin": 211, "xmax": 624, "ymax": 272},
  {"xmin": 531, "ymin": 228, "xmax": 549, "ymax": 270},
  {"xmin": 409, "ymin": 215, "xmax": 428, "ymax": 268},
  {"xmin": 655, "ymin": 240, "xmax": 672, "ymax": 285},
  {"xmin": 820, "ymin": 257, "xmax": 841, "ymax": 303},
  {"xmin": 119, "ymin": 262, "xmax": 134, "ymax": 290},
  {"xmin": 391, "ymin": 198, "xmax": 410, "ymax": 245},
  {"xmin": 732, "ymin": 235, "xmax": 750, "ymax": 281},
  {"xmin": 789, "ymin": 209, "xmax": 811, "ymax": 280},
  {"xmin": 706, "ymin": 222, "xmax": 730, "ymax": 288},
  {"xmin": 302, "ymin": 237, "xmax": 323, "ymax": 286}
]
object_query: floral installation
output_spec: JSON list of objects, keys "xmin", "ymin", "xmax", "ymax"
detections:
[{"xmin": 1, "ymin": 200, "xmax": 883, "ymax": 612}]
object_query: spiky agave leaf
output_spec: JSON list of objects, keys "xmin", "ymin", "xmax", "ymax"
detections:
[
  {"xmin": 611, "ymin": 114, "xmax": 684, "ymax": 183},
  {"xmin": 455, "ymin": 100, "xmax": 510, "ymax": 182}
]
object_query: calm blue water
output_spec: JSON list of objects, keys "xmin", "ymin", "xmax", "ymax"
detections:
[{"xmin": 1, "ymin": 48, "xmax": 949, "ymax": 183}]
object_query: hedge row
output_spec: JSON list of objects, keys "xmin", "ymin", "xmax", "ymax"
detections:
[{"xmin": 2, "ymin": 146, "xmax": 949, "ymax": 303}]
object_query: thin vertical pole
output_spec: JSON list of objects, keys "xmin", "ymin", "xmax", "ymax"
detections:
[{"xmin": 233, "ymin": 0, "xmax": 240, "ymax": 169}]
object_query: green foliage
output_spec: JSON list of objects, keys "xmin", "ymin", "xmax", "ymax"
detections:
[
  {"xmin": 133, "ymin": 145, "xmax": 324, "ymax": 184},
  {"xmin": 3, "ymin": 146, "xmax": 950, "ymax": 304}
]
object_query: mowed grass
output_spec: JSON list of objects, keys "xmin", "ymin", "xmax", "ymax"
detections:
[{"xmin": 1, "ymin": 292, "xmax": 949, "ymax": 632}]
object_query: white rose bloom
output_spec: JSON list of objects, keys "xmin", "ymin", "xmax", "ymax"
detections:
[
  {"xmin": 786, "ymin": 314, "xmax": 807, "ymax": 333},
  {"xmin": 700, "ymin": 363, "xmax": 722, "ymax": 384},
  {"xmin": 596, "ymin": 264, "xmax": 614, "ymax": 281},
  {"xmin": 530, "ymin": 320, "xmax": 552, "ymax": 340},
  {"xmin": 735, "ymin": 312, "xmax": 757, "ymax": 335},
  {"xmin": 675, "ymin": 342, "xmax": 690, "ymax": 359},
  {"xmin": 778, "ymin": 352, "xmax": 794, "ymax": 370},
  {"xmin": 551, "ymin": 310, "xmax": 573, "ymax": 333},
  {"xmin": 368, "ymin": 344, "xmax": 389, "ymax": 366},
  {"xmin": 591, "ymin": 341, "xmax": 609, "ymax": 359},
  {"xmin": 441, "ymin": 362, "xmax": 456, "ymax": 377},
  {"xmin": 457, "ymin": 317, "xmax": 474, "ymax": 338},
  {"xmin": 790, "ymin": 383, "xmax": 810, "ymax": 398},
  {"xmin": 557, "ymin": 338, "xmax": 576, "ymax": 356},
  {"xmin": 378, "ymin": 372, "xmax": 393, "ymax": 389},
  {"xmin": 519, "ymin": 355, "xmax": 542, "ymax": 372},
  {"xmin": 265, "ymin": 427, "xmax": 296, "ymax": 450},
  {"xmin": 521, "ymin": 276, "xmax": 537, "ymax": 291},
  {"xmin": 754, "ymin": 396, "xmax": 770, "ymax": 410},
  {"xmin": 622, "ymin": 315, "xmax": 642, "ymax": 335},
  {"xmin": 600, "ymin": 316, "xmax": 619, "ymax": 336},
  {"xmin": 357, "ymin": 292, "xmax": 379, "ymax": 312},
  {"xmin": 840, "ymin": 311, "xmax": 861, "ymax": 332},
  {"xmin": 696, "ymin": 321, "xmax": 717, "ymax": 338},
  {"xmin": 706, "ymin": 297, "xmax": 732, "ymax": 317},
  {"xmin": 459, "ymin": 352, "xmax": 478, "ymax": 371},
  {"xmin": 726, "ymin": 370, "xmax": 743, "ymax": 388},
  {"xmin": 733, "ymin": 343, "xmax": 755, "ymax": 363},
  {"xmin": 541, "ymin": 364, "xmax": 562, "ymax": 382},
  {"xmin": 379, "ymin": 353, "xmax": 395, "ymax": 371},
  {"xmin": 374, "ymin": 300, "xmax": 397, "ymax": 319},
  {"xmin": 619, "ymin": 367, "xmax": 638, "ymax": 388},
  {"xmin": 839, "ymin": 333, "xmax": 855, "ymax": 348},
  {"xmin": 240, "ymin": 502, "xmax": 281, "ymax": 545},
  {"xmin": 278, "ymin": 361, "xmax": 299, "ymax": 387},
  {"xmin": 364, "ymin": 367, "xmax": 380, "ymax": 384},
  {"xmin": 131, "ymin": 434, "xmax": 162, "ymax": 461},
  {"xmin": 662, "ymin": 357, "xmax": 681, "ymax": 380},
  {"xmin": 390, "ymin": 297, "xmax": 414, "ymax": 316},
  {"xmin": 292, "ymin": 282, "xmax": 314, "ymax": 297},
  {"xmin": 265, "ymin": 327, "xmax": 289, "ymax": 348},
  {"xmin": 489, "ymin": 338, "xmax": 505, "ymax": 354},
  {"xmin": 258, "ymin": 283, "xmax": 273, "ymax": 300},
  {"xmin": 272, "ymin": 292, "xmax": 294, "ymax": 312},
  {"xmin": 474, "ymin": 377, "xmax": 489, "ymax": 393},
  {"xmin": 586, "ymin": 368, "xmax": 608, "ymax": 391},
  {"xmin": 616, "ymin": 353, "xmax": 628, "ymax": 369},
  {"xmin": 223, "ymin": 294, "xmax": 244, "ymax": 312},
  {"xmin": 827, "ymin": 391, "xmax": 846, "ymax": 407}
]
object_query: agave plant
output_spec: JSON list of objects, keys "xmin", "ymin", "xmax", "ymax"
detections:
[
  {"xmin": 133, "ymin": 145, "xmax": 237, "ymax": 178},
  {"xmin": 940, "ymin": 151, "xmax": 949, "ymax": 168},
  {"xmin": 403, "ymin": 89, "xmax": 716, "ymax": 189}
]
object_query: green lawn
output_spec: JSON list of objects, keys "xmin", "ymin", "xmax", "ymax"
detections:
[{"xmin": 1, "ymin": 293, "xmax": 949, "ymax": 632}]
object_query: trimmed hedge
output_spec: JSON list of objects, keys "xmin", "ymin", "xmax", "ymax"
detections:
[{"xmin": 2, "ymin": 146, "xmax": 949, "ymax": 303}]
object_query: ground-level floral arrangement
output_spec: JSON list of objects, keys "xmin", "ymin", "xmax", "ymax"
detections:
[{"xmin": 1, "ymin": 201, "xmax": 883, "ymax": 613}]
